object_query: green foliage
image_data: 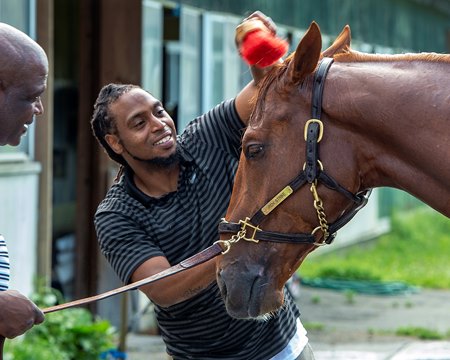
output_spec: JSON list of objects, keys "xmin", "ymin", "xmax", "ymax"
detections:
[
  {"xmin": 395, "ymin": 326, "xmax": 445, "ymax": 340},
  {"xmin": 311, "ymin": 267, "xmax": 381, "ymax": 281},
  {"xmin": 4, "ymin": 281, "xmax": 117, "ymax": 360},
  {"xmin": 303, "ymin": 322, "xmax": 325, "ymax": 331},
  {"xmin": 300, "ymin": 208, "xmax": 450, "ymax": 289},
  {"xmin": 343, "ymin": 289, "xmax": 356, "ymax": 304}
]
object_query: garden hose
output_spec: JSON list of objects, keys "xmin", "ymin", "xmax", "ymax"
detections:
[{"xmin": 301, "ymin": 277, "xmax": 420, "ymax": 295}]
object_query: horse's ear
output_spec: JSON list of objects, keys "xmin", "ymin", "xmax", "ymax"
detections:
[
  {"xmin": 322, "ymin": 25, "xmax": 351, "ymax": 57},
  {"xmin": 288, "ymin": 21, "xmax": 322, "ymax": 85}
]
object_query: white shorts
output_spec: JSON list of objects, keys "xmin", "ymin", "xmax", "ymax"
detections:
[{"xmin": 270, "ymin": 318, "xmax": 308, "ymax": 360}]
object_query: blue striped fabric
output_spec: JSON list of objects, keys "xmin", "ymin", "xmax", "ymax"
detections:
[{"xmin": 0, "ymin": 235, "xmax": 10, "ymax": 291}]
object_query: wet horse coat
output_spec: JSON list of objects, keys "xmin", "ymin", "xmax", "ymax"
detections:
[{"xmin": 216, "ymin": 22, "xmax": 450, "ymax": 319}]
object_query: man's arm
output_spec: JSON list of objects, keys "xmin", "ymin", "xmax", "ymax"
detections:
[
  {"xmin": 131, "ymin": 256, "xmax": 218, "ymax": 308},
  {"xmin": 234, "ymin": 11, "xmax": 283, "ymax": 124},
  {"xmin": 0, "ymin": 290, "xmax": 44, "ymax": 338}
]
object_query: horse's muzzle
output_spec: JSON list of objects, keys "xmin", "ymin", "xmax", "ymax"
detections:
[{"xmin": 217, "ymin": 265, "xmax": 283, "ymax": 319}]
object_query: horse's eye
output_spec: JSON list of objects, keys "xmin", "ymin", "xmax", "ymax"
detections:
[{"xmin": 245, "ymin": 144, "xmax": 264, "ymax": 159}]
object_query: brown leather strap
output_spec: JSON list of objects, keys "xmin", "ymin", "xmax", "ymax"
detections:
[{"xmin": 42, "ymin": 243, "xmax": 223, "ymax": 314}]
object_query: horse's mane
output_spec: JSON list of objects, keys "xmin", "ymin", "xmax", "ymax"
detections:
[
  {"xmin": 334, "ymin": 49, "xmax": 450, "ymax": 64},
  {"xmin": 251, "ymin": 48, "xmax": 450, "ymax": 126}
]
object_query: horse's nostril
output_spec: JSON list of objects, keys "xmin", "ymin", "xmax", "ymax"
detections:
[{"xmin": 217, "ymin": 271, "xmax": 228, "ymax": 299}]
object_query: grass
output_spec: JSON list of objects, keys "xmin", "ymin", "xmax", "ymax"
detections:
[
  {"xmin": 303, "ymin": 322, "xmax": 325, "ymax": 332},
  {"xmin": 395, "ymin": 326, "xmax": 446, "ymax": 340},
  {"xmin": 299, "ymin": 207, "xmax": 450, "ymax": 289},
  {"xmin": 368, "ymin": 327, "xmax": 450, "ymax": 340}
]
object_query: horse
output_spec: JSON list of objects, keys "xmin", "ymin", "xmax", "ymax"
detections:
[{"xmin": 215, "ymin": 21, "xmax": 450, "ymax": 319}]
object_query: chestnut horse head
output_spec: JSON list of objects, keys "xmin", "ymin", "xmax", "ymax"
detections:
[{"xmin": 216, "ymin": 22, "xmax": 450, "ymax": 319}]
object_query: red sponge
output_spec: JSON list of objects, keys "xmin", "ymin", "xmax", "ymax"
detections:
[{"xmin": 240, "ymin": 29, "xmax": 289, "ymax": 68}]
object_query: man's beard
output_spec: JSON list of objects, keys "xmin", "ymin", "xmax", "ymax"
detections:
[{"xmin": 126, "ymin": 144, "xmax": 181, "ymax": 168}]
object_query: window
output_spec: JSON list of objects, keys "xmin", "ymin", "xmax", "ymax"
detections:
[
  {"xmin": 178, "ymin": 6, "xmax": 201, "ymax": 130},
  {"xmin": 142, "ymin": 0, "xmax": 163, "ymax": 100},
  {"xmin": 201, "ymin": 13, "xmax": 241, "ymax": 114}
]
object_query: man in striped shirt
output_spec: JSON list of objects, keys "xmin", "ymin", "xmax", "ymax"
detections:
[
  {"xmin": 0, "ymin": 23, "xmax": 47, "ymax": 338},
  {"xmin": 92, "ymin": 12, "xmax": 314, "ymax": 360}
]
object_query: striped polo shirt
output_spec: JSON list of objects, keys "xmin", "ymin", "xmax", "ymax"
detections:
[
  {"xmin": 0, "ymin": 235, "xmax": 10, "ymax": 291},
  {"xmin": 95, "ymin": 99, "xmax": 301, "ymax": 359}
]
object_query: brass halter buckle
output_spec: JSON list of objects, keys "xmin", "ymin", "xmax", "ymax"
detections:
[
  {"xmin": 304, "ymin": 119, "xmax": 324, "ymax": 142},
  {"xmin": 238, "ymin": 217, "xmax": 261, "ymax": 243},
  {"xmin": 214, "ymin": 217, "xmax": 261, "ymax": 254}
]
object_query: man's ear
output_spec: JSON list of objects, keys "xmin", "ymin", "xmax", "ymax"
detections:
[{"xmin": 105, "ymin": 134, "xmax": 123, "ymax": 154}]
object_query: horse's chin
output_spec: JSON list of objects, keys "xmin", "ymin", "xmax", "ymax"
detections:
[{"xmin": 217, "ymin": 271, "xmax": 284, "ymax": 319}]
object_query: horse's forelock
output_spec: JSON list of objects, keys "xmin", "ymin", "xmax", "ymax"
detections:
[{"xmin": 251, "ymin": 58, "xmax": 294, "ymax": 126}]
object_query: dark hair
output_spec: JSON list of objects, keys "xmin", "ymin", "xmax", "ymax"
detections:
[{"xmin": 90, "ymin": 83, "xmax": 139, "ymax": 166}]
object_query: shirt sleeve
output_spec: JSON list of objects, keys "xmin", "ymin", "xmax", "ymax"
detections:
[
  {"xmin": 179, "ymin": 99, "xmax": 245, "ymax": 160},
  {"xmin": 0, "ymin": 235, "xmax": 10, "ymax": 291},
  {"xmin": 94, "ymin": 210, "xmax": 165, "ymax": 284}
]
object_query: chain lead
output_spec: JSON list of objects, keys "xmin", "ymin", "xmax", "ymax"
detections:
[{"xmin": 310, "ymin": 182, "xmax": 329, "ymax": 240}]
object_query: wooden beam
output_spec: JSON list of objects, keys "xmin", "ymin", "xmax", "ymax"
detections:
[
  {"xmin": 99, "ymin": 0, "xmax": 142, "ymax": 85},
  {"xmin": 35, "ymin": 0, "xmax": 54, "ymax": 285},
  {"xmin": 75, "ymin": 0, "xmax": 142, "ymax": 308},
  {"xmin": 75, "ymin": 0, "xmax": 101, "ymax": 305}
]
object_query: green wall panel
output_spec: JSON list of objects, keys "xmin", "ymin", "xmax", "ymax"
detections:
[{"xmin": 177, "ymin": 0, "xmax": 450, "ymax": 52}]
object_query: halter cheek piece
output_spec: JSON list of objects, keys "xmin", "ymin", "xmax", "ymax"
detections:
[{"xmin": 217, "ymin": 57, "xmax": 372, "ymax": 253}]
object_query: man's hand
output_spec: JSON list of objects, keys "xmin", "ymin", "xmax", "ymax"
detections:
[
  {"xmin": 235, "ymin": 11, "xmax": 284, "ymax": 87},
  {"xmin": 0, "ymin": 290, "xmax": 44, "ymax": 338},
  {"xmin": 235, "ymin": 11, "xmax": 277, "ymax": 49},
  {"xmin": 234, "ymin": 11, "xmax": 283, "ymax": 123}
]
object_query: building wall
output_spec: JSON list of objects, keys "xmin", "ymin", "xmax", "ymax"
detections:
[
  {"xmin": 0, "ymin": 162, "xmax": 40, "ymax": 295},
  {"xmin": 177, "ymin": 0, "xmax": 450, "ymax": 52}
]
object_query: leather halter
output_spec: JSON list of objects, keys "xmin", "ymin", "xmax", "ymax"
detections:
[{"xmin": 217, "ymin": 57, "xmax": 372, "ymax": 252}]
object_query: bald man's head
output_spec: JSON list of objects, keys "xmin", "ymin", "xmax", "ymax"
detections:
[{"xmin": 0, "ymin": 23, "xmax": 48, "ymax": 146}]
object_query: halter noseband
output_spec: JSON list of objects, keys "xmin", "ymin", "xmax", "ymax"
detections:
[{"xmin": 217, "ymin": 57, "xmax": 372, "ymax": 253}]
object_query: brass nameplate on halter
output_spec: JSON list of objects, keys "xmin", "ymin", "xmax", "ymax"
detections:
[{"xmin": 261, "ymin": 186, "xmax": 294, "ymax": 215}]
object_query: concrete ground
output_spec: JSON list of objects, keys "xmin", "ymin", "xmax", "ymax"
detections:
[
  {"xmin": 300, "ymin": 286, "xmax": 450, "ymax": 359},
  {"xmin": 123, "ymin": 285, "xmax": 450, "ymax": 359}
]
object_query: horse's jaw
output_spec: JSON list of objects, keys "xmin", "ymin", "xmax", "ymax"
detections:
[{"xmin": 217, "ymin": 264, "xmax": 285, "ymax": 319}]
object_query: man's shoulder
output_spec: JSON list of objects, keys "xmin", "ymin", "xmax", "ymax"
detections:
[
  {"xmin": 96, "ymin": 181, "xmax": 141, "ymax": 214},
  {"xmin": 181, "ymin": 99, "xmax": 239, "ymax": 135},
  {"xmin": 178, "ymin": 99, "xmax": 242, "ymax": 157}
]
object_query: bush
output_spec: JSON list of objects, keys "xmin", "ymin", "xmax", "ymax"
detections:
[{"xmin": 4, "ymin": 282, "xmax": 117, "ymax": 360}]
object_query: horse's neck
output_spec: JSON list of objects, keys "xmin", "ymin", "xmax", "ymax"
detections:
[{"xmin": 327, "ymin": 59, "xmax": 450, "ymax": 217}]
